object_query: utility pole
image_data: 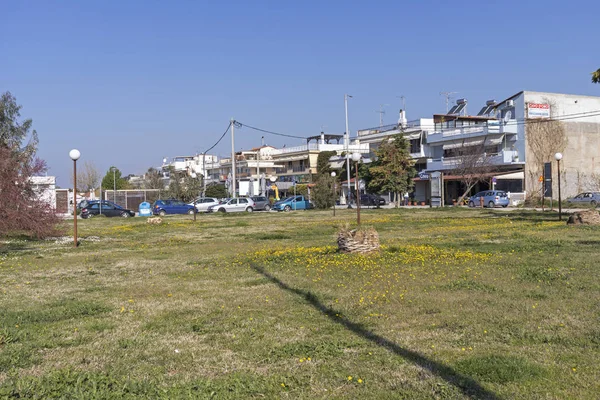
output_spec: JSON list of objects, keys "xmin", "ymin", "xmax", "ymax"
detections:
[
  {"xmin": 344, "ymin": 94, "xmax": 352, "ymax": 208},
  {"xmin": 231, "ymin": 118, "xmax": 236, "ymax": 198},
  {"xmin": 440, "ymin": 91, "xmax": 458, "ymax": 113}
]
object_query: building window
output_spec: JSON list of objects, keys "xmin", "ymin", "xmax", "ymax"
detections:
[{"xmin": 410, "ymin": 139, "xmax": 420, "ymax": 153}]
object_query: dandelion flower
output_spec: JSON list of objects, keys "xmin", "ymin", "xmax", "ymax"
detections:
[
  {"xmin": 347, "ymin": 376, "xmax": 353, "ymax": 381},
  {"xmin": 358, "ymin": 378, "xmax": 363, "ymax": 384}
]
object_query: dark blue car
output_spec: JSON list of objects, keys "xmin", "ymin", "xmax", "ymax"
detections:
[
  {"xmin": 152, "ymin": 199, "xmax": 196, "ymax": 216},
  {"xmin": 80, "ymin": 200, "xmax": 136, "ymax": 218}
]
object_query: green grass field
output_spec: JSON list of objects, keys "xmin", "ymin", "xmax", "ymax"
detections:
[{"xmin": 1, "ymin": 208, "xmax": 599, "ymax": 399}]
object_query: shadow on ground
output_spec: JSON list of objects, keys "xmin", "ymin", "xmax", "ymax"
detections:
[{"xmin": 251, "ymin": 264, "xmax": 501, "ymax": 400}]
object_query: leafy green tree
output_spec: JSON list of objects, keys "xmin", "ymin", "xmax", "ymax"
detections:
[
  {"xmin": 366, "ymin": 134, "xmax": 416, "ymax": 207},
  {"xmin": 0, "ymin": 91, "xmax": 61, "ymax": 238},
  {"xmin": 166, "ymin": 169, "xmax": 202, "ymax": 202},
  {"xmin": 205, "ymin": 183, "xmax": 227, "ymax": 199},
  {"xmin": 311, "ymin": 174, "xmax": 336, "ymax": 209},
  {"xmin": 316, "ymin": 150, "xmax": 337, "ymax": 176},
  {"xmin": 592, "ymin": 68, "xmax": 600, "ymax": 84},
  {"xmin": 101, "ymin": 167, "xmax": 127, "ymax": 190}
]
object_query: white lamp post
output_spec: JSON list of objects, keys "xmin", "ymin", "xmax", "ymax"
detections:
[
  {"xmin": 555, "ymin": 152, "xmax": 563, "ymax": 221},
  {"xmin": 69, "ymin": 149, "xmax": 81, "ymax": 247},
  {"xmin": 351, "ymin": 152, "xmax": 362, "ymax": 225}
]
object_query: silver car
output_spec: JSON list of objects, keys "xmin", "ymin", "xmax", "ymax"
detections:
[
  {"xmin": 468, "ymin": 190, "xmax": 509, "ymax": 208},
  {"xmin": 188, "ymin": 197, "xmax": 220, "ymax": 212},
  {"xmin": 250, "ymin": 196, "xmax": 271, "ymax": 211},
  {"xmin": 567, "ymin": 192, "xmax": 600, "ymax": 207},
  {"xmin": 207, "ymin": 197, "xmax": 256, "ymax": 213}
]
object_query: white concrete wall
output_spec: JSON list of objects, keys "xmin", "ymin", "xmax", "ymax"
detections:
[{"xmin": 30, "ymin": 176, "xmax": 56, "ymax": 209}]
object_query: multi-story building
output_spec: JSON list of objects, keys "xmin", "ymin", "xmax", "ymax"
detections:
[
  {"xmin": 357, "ymin": 110, "xmax": 434, "ymax": 201},
  {"xmin": 165, "ymin": 154, "xmax": 219, "ymax": 177},
  {"xmin": 357, "ymin": 91, "xmax": 600, "ymax": 204},
  {"xmin": 204, "ymin": 133, "xmax": 369, "ymax": 197}
]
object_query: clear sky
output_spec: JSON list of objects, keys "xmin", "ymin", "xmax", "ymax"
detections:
[{"xmin": 2, "ymin": 0, "xmax": 598, "ymax": 187}]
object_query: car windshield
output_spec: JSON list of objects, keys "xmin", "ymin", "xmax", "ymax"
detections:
[{"xmin": 283, "ymin": 197, "xmax": 295, "ymax": 202}]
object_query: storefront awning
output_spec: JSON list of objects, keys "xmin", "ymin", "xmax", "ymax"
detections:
[
  {"xmin": 485, "ymin": 135, "xmax": 504, "ymax": 146},
  {"xmin": 494, "ymin": 171, "xmax": 524, "ymax": 180},
  {"xmin": 405, "ymin": 132, "xmax": 422, "ymax": 140},
  {"xmin": 329, "ymin": 160, "xmax": 345, "ymax": 169},
  {"xmin": 443, "ymin": 137, "xmax": 484, "ymax": 150}
]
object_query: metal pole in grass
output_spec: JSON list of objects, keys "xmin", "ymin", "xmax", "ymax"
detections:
[
  {"xmin": 69, "ymin": 149, "xmax": 81, "ymax": 247},
  {"xmin": 555, "ymin": 152, "xmax": 563, "ymax": 221},
  {"xmin": 331, "ymin": 171, "xmax": 336, "ymax": 216},
  {"xmin": 351, "ymin": 152, "xmax": 362, "ymax": 226},
  {"xmin": 191, "ymin": 172, "xmax": 198, "ymax": 222}
]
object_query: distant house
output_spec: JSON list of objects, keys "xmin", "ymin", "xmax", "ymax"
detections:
[{"xmin": 30, "ymin": 176, "xmax": 56, "ymax": 209}]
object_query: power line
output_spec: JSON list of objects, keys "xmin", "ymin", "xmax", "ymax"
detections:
[
  {"xmin": 234, "ymin": 121, "xmax": 306, "ymax": 139},
  {"xmin": 203, "ymin": 122, "xmax": 232, "ymax": 154}
]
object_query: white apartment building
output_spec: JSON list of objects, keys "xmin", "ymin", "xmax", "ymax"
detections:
[
  {"xmin": 356, "ymin": 91, "xmax": 600, "ymax": 204},
  {"xmin": 204, "ymin": 133, "xmax": 369, "ymax": 197},
  {"xmin": 357, "ymin": 110, "xmax": 434, "ymax": 201}
]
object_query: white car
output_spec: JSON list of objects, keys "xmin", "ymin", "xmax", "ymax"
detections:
[
  {"xmin": 188, "ymin": 197, "xmax": 220, "ymax": 212},
  {"xmin": 207, "ymin": 197, "xmax": 256, "ymax": 213}
]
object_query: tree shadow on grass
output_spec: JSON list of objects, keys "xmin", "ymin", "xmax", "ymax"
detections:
[
  {"xmin": 0, "ymin": 242, "xmax": 35, "ymax": 255},
  {"xmin": 482, "ymin": 209, "xmax": 566, "ymax": 222},
  {"xmin": 251, "ymin": 264, "xmax": 501, "ymax": 400}
]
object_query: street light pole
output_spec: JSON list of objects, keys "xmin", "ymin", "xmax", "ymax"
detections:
[
  {"xmin": 191, "ymin": 172, "xmax": 198, "ymax": 222},
  {"xmin": 69, "ymin": 149, "xmax": 81, "ymax": 247},
  {"xmin": 555, "ymin": 152, "xmax": 563, "ymax": 221},
  {"xmin": 345, "ymin": 94, "xmax": 352, "ymax": 208},
  {"xmin": 351, "ymin": 152, "xmax": 362, "ymax": 225},
  {"xmin": 231, "ymin": 118, "xmax": 236, "ymax": 198},
  {"xmin": 331, "ymin": 171, "xmax": 336, "ymax": 217},
  {"xmin": 111, "ymin": 167, "xmax": 116, "ymax": 203}
]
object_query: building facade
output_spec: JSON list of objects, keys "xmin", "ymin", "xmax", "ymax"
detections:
[{"xmin": 356, "ymin": 91, "xmax": 600, "ymax": 204}]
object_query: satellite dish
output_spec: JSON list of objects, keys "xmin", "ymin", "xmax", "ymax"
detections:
[{"xmin": 503, "ymin": 110, "xmax": 512, "ymax": 125}]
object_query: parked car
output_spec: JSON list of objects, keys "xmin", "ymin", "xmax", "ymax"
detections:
[
  {"xmin": 360, "ymin": 194, "xmax": 386, "ymax": 207},
  {"xmin": 77, "ymin": 199, "xmax": 91, "ymax": 210},
  {"xmin": 188, "ymin": 197, "xmax": 220, "ymax": 212},
  {"xmin": 81, "ymin": 201, "xmax": 135, "ymax": 218},
  {"xmin": 567, "ymin": 192, "xmax": 600, "ymax": 207},
  {"xmin": 250, "ymin": 196, "xmax": 271, "ymax": 211},
  {"xmin": 152, "ymin": 199, "xmax": 196, "ymax": 216},
  {"xmin": 207, "ymin": 197, "xmax": 256, "ymax": 213},
  {"xmin": 468, "ymin": 190, "xmax": 509, "ymax": 208},
  {"xmin": 272, "ymin": 195, "xmax": 313, "ymax": 212}
]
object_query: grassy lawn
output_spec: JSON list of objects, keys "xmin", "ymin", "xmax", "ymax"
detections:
[{"xmin": 1, "ymin": 208, "xmax": 599, "ymax": 399}]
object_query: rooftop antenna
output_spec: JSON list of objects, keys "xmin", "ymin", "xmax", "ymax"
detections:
[
  {"xmin": 376, "ymin": 104, "xmax": 390, "ymax": 127},
  {"xmin": 396, "ymin": 95, "xmax": 406, "ymax": 112},
  {"xmin": 440, "ymin": 91, "xmax": 458, "ymax": 113}
]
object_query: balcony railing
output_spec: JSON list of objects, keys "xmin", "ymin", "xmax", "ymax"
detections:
[{"xmin": 426, "ymin": 150, "xmax": 522, "ymax": 171}]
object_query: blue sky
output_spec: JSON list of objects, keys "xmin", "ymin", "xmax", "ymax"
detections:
[{"xmin": 2, "ymin": 0, "xmax": 598, "ymax": 187}]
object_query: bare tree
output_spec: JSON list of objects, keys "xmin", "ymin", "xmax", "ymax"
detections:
[
  {"xmin": 143, "ymin": 167, "xmax": 165, "ymax": 190},
  {"xmin": 453, "ymin": 143, "xmax": 494, "ymax": 204},
  {"xmin": 524, "ymin": 101, "xmax": 567, "ymax": 198},
  {"xmin": 74, "ymin": 161, "xmax": 100, "ymax": 192}
]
